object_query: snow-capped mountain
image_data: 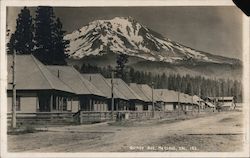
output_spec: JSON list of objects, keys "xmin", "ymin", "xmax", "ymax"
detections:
[{"xmin": 64, "ymin": 16, "xmax": 240, "ymax": 65}]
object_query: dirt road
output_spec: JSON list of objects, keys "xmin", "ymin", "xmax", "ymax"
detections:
[{"xmin": 8, "ymin": 111, "xmax": 244, "ymax": 152}]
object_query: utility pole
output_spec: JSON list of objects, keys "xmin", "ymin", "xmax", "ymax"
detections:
[
  {"xmin": 177, "ymin": 90, "xmax": 180, "ymax": 109},
  {"xmin": 111, "ymin": 70, "xmax": 114, "ymax": 120},
  {"xmin": 191, "ymin": 85, "xmax": 196, "ymax": 113},
  {"xmin": 12, "ymin": 50, "xmax": 17, "ymax": 128},
  {"xmin": 151, "ymin": 82, "xmax": 155, "ymax": 118},
  {"xmin": 177, "ymin": 84, "xmax": 181, "ymax": 117}
]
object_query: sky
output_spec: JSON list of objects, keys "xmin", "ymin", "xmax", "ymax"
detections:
[{"xmin": 7, "ymin": 6, "xmax": 243, "ymax": 60}]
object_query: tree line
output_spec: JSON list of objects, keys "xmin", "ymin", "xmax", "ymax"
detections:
[
  {"xmin": 7, "ymin": 6, "xmax": 68, "ymax": 65},
  {"xmin": 79, "ymin": 64, "xmax": 242, "ymax": 102}
]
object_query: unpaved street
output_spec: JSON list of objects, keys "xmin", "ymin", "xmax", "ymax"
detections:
[{"xmin": 8, "ymin": 111, "xmax": 244, "ymax": 152}]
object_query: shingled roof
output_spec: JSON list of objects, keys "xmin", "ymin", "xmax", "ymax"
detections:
[
  {"xmin": 106, "ymin": 79, "xmax": 143, "ymax": 101},
  {"xmin": 82, "ymin": 74, "xmax": 128, "ymax": 100},
  {"xmin": 47, "ymin": 66, "xmax": 106, "ymax": 97},
  {"xmin": 7, "ymin": 55, "xmax": 74, "ymax": 93}
]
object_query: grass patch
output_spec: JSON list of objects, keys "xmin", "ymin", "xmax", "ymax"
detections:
[{"xmin": 8, "ymin": 125, "xmax": 46, "ymax": 135}]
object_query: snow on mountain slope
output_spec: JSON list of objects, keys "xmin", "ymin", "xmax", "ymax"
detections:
[{"xmin": 64, "ymin": 17, "xmax": 240, "ymax": 65}]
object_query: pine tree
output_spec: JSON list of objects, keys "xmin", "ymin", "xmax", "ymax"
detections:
[
  {"xmin": 34, "ymin": 6, "xmax": 68, "ymax": 65},
  {"xmin": 7, "ymin": 7, "xmax": 34, "ymax": 54},
  {"xmin": 116, "ymin": 54, "xmax": 128, "ymax": 79},
  {"xmin": 53, "ymin": 18, "xmax": 69, "ymax": 65}
]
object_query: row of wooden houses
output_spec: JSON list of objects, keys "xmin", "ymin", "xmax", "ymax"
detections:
[{"xmin": 7, "ymin": 55, "xmax": 209, "ymax": 115}]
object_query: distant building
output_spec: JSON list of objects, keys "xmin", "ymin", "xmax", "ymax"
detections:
[
  {"xmin": 82, "ymin": 74, "xmax": 129, "ymax": 111},
  {"xmin": 209, "ymin": 96, "xmax": 236, "ymax": 110},
  {"xmin": 154, "ymin": 89, "xmax": 177, "ymax": 111},
  {"xmin": 131, "ymin": 84, "xmax": 163, "ymax": 111},
  {"xmin": 106, "ymin": 79, "xmax": 144, "ymax": 111},
  {"xmin": 129, "ymin": 83, "xmax": 154, "ymax": 111},
  {"xmin": 155, "ymin": 89, "xmax": 200, "ymax": 112},
  {"xmin": 193, "ymin": 95, "xmax": 204, "ymax": 108}
]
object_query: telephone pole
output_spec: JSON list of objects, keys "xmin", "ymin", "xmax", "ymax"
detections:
[
  {"xmin": 177, "ymin": 85, "xmax": 181, "ymax": 117},
  {"xmin": 12, "ymin": 50, "xmax": 17, "ymax": 128},
  {"xmin": 151, "ymin": 82, "xmax": 155, "ymax": 118},
  {"xmin": 111, "ymin": 71, "xmax": 114, "ymax": 120}
]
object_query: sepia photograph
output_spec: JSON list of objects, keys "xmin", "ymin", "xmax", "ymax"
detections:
[{"xmin": 0, "ymin": 0, "xmax": 249, "ymax": 157}]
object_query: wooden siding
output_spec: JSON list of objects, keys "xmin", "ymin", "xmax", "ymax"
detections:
[{"xmin": 8, "ymin": 96, "xmax": 37, "ymax": 113}]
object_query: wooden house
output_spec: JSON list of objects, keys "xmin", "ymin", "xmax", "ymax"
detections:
[
  {"xmin": 154, "ymin": 89, "xmax": 178, "ymax": 111},
  {"xmin": 47, "ymin": 66, "xmax": 107, "ymax": 112},
  {"xmin": 155, "ymin": 89, "xmax": 200, "ymax": 112},
  {"xmin": 193, "ymin": 95, "xmax": 205, "ymax": 109},
  {"xmin": 209, "ymin": 96, "xmax": 236, "ymax": 110},
  {"xmin": 179, "ymin": 93, "xmax": 199, "ymax": 111},
  {"xmin": 106, "ymin": 79, "xmax": 144, "ymax": 111},
  {"xmin": 129, "ymin": 83, "xmax": 162, "ymax": 111},
  {"xmin": 82, "ymin": 74, "xmax": 129, "ymax": 111},
  {"xmin": 7, "ymin": 55, "xmax": 75, "ymax": 113},
  {"xmin": 129, "ymin": 83, "xmax": 153, "ymax": 111}
]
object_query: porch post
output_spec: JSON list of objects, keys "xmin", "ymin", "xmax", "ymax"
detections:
[
  {"xmin": 57, "ymin": 96, "xmax": 60, "ymax": 111},
  {"xmin": 71, "ymin": 97, "xmax": 73, "ymax": 111},
  {"xmin": 50, "ymin": 93, "xmax": 53, "ymax": 112},
  {"xmin": 56, "ymin": 96, "xmax": 58, "ymax": 111},
  {"xmin": 89, "ymin": 98, "xmax": 92, "ymax": 111},
  {"xmin": 36, "ymin": 95, "xmax": 39, "ymax": 112},
  {"xmin": 60, "ymin": 96, "xmax": 63, "ymax": 111}
]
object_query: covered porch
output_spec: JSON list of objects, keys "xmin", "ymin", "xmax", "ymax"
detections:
[{"xmin": 37, "ymin": 90, "xmax": 74, "ymax": 112}]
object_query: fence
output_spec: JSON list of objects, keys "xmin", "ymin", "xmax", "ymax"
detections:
[
  {"xmin": 73, "ymin": 110, "xmax": 204, "ymax": 124},
  {"xmin": 73, "ymin": 111, "xmax": 115, "ymax": 124},
  {"xmin": 7, "ymin": 109, "xmax": 216, "ymax": 126},
  {"xmin": 7, "ymin": 112, "xmax": 75, "ymax": 127}
]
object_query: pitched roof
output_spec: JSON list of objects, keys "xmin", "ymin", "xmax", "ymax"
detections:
[
  {"xmin": 193, "ymin": 95, "xmax": 203, "ymax": 102},
  {"xmin": 106, "ymin": 79, "xmax": 142, "ymax": 101},
  {"xmin": 129, "ymin": 83, "xmax": 151, "ymax": 102},
  {"xmin": 155, "ymin": 89, "xmax": 199, "ymax": 105},
  {"xmin": 210, "ymin": 96, "xmax": 234, "ymax": 101},
  {"xmin": 7, "ymin": 55, "xmax": 74, "ymax": 93},
  {"xmin": 82, "ymin": 74, "xmax": 128, "ymax": 100},
  {"xmin": 154, "ymin": 89, "xmax": 179, "ymax": 103},
  {"xmin": 136, "ymin": 84, "xmax": 162, "ymax": 102},
  {"xmin": 47, "ymin": 66, "xmax": 105, "ymax": 97}
]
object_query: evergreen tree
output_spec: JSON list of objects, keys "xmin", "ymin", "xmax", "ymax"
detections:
[
  {"xmin": 116, "ymin": 54, "xmax": 128, "ymax": 79},
  {"xmin": 34, "ymin": 6, "xmax": 68, "ymax": 65},
  {"xmin": 53, "ymin": 18, "xmax": 69, "ymax": 65},
  {"xmin": 7, "ymin": 7, "xmax": 34, "ymax": 54}
]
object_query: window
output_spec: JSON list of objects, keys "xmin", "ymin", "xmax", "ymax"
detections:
[{"xmin": 143, "ymin": 105, "xmax": 148, "ymax": 111}]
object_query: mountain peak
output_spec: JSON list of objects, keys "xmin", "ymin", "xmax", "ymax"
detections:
[{"xmin": 64, "ymin": 17, "xmax": 240, "ymax": 65}]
